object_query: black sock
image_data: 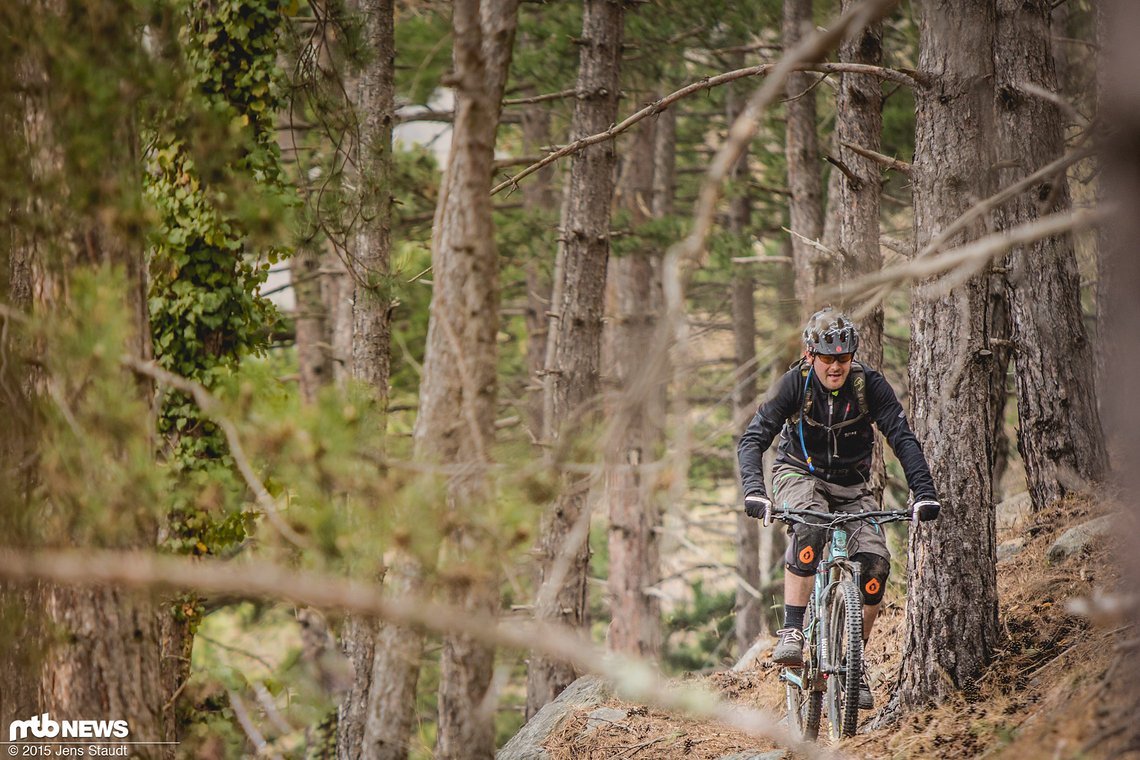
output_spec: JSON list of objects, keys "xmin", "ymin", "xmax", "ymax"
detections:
[{"xmin": 784, "ymin": 604, "xmax": 806, "ymax": 630}]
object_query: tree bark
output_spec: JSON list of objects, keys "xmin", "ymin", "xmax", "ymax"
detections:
[
  {"xmin": 898, "ymin": 0, "xmax": 1000, "ymax": 710},
  {"xmin": 335, "ymin": 2, "xmax": 402, "ymax": 757},
  {"xmin": 652, "ymin": 107, "xmax": 676, "ymax": 219},
  {"xmin": 1099, "ymin": 1, "xmax": 1140, "ymax": 745},
  {"xmin": 294, "ymin": 243, "xmax": 333, "ymax": 404},
  {"xmin": 994, "ymin": 0, "xmax": 1107, "ymax": 511},
  {"xmin": 605, "ymin": 105, "xmax": 664, "ymax": 659},
  {"xmin": 528, "ymin": 0, "xmax": 625, "ymax": 718},
  {"xmin": 413, "ymin": 1, "xmax": 519, "ymax": 757},
  {"xmin": 521, "ymin": 81, "xmax": 557, "ymax": 439},
  {"xmin": 783, "ymin": 0, "xmax": 826, "ymax": 318},
  {"xmin": 725, "ymin": 73, "xmax": 762, "ymax": 650},
  {"xmin": 835, "ymin": 0, "xmax": 886, "ymax": 503},
  {"xmin": 4, "ymin": 28, "xmax": 170, "ymax": 751}
]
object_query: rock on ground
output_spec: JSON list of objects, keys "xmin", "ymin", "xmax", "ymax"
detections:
[
  {"xmin": 1047, "ymin": 515, "xmax": 1114, "ymax": 562},
  {"xmin": 497, "ymin": 676, "xmax": 612, "ymax": 760}
]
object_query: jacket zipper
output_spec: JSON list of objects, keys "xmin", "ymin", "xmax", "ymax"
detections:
[{"xmin": 827, "ymin": 397, "xmax": 835, "ymax": 465}]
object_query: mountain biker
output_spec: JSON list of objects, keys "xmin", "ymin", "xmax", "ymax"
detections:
[{"xmin": 736, "ymin": 307, "xmax": 941, "ymax": 710}]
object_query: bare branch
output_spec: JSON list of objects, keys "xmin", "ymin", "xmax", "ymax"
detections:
[
  {"xmin": 782, "ymin": 227, "xmax": 842, "ymax": 260},
  {"xmin": 503, "ymin": 88, "xmax": 577, "ymax": 106},
  {"xmin": 1020, "ymin": 81, "xmax": 1089, "ymax": 128},
  {"xmin": 227, "ymin": 690, "xmax": 279, "ymax": 759},
  {"xmin": 824, "ymin": 153, "xmax": 864, "ymax": 191},
  {"xmin": 830, "ymin": 205, "xmax": 1111, "ymax": 305},
  {"xmin": 841, "ymin": 140, "xmax": 912, "ymax": 175},
  {"xmin": 0, "ymin": 546, "xmax": 836, "ymax": 759},
  {"xmin": 491, "ymin": 59, "xmax": 925, "ymax": 196},
  {"xmin": 916, "ymin": 144, "xmax": 1095, "ymax": 259}
]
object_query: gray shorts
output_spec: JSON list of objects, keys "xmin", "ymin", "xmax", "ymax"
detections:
[{"xmin": 771, "ymin": 463, "xmax": 889, "ymax": 576}]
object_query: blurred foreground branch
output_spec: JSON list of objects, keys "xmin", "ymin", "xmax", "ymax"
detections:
[
  {"xmin": 123, "ymin": 356, "xmax": 312, "ymax": 550},
  {"xmin": 825, "ymin": 204, "xmax": 1111, "ymax": 311},
  {"xmin": 0, "ymin": 546, "xmax": 839, "ymax": 759}
]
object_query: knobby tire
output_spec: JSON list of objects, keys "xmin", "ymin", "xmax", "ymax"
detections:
[{"xmin": 825, "ymin": 579, "xmax": 863, "ymax": 739}]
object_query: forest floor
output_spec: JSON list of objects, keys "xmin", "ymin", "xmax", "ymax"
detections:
[{"xmin": 542, "ymin": 495, "xmax": 1139, "ymax": 759}]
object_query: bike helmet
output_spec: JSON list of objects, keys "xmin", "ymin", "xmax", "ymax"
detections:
[{"xmin": 802, "ymin": 307, "xmax": 859, "ymax": 355}]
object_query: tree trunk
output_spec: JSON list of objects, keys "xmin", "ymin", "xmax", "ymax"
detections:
[
  {"xmin": 528, "ymin": 0, "xmax": 625, "ymax": 718},
  {"xmin": 835, "ymin": 0, "xmax": 886, "ymax": 503},
  {"xmin": 725, "ymin": 73, "xmax": 762, "ymax": 650},
  {"xmin": 783, "ymin": 0, "xmax": 826, "ymax": 318},
  {"xmin": 1099, "ymin": 1, "xmax": 1140, "ymax": 744},
  {"xmin": 413, "ymin": 2, "xmax": 519, "ymax": 757},
  {"xmin": 5, "ymin": 35, "xmax": 171, "ymax": 750},
  {"xmin": 521, "ymin": 84, "xmax": 557, "ymax": 439},
  {"xmin": 335, "ymin": 2, "xmax": 402, "ymax": 758},
  {"xmin": 898, "ymin": 0, "xmax": 1000, "ymax": 710},
  {"xmin": 605, "ymin": 105, "xmax": 664, "ymax": 658},
  {"xmin": 652, "ymin": 107, "xmax": 676, "ymax": 219},
  {"xmin": 994, "ymin": 0, "xmax": 1107, "ymax": 511},
  {"xmin": 294, "ymin": 243, "xmax": 333, "ymax": 404}
]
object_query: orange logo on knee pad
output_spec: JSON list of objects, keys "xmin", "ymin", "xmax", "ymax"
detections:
[
  {"xmin": 864, "ymin": 578, "xmax": 881, "ymax": 596},
  {"xmin": 798, "ymin": 546, "xmax": 815, "ymax": 565}
]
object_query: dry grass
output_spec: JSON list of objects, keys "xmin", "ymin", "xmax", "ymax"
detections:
[{"xmin": 543, "ymin": 494, "xmax": 1139, "ymax": 759}]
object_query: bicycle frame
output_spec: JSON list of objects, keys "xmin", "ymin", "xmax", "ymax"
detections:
[
  {"xmin": 779, "ymin": 526, "xmax": 861, "ymax": 694},
  {"xmin": 770, "ymin": 506, "xmax": 914, "ymax": 740}
]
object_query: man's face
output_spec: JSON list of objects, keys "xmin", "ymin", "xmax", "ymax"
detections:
[{"xmin": 810, "ymin": 351, "xmax": 854, "ymax": 390}]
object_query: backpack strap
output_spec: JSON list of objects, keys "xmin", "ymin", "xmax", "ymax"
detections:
[
  {"xmin": 790, "ymin": 362, "xmax": 813, "ymax": 425},
  {"xmin": 850, "ymin": 361, "xmax": 869, "ymax": 418}
]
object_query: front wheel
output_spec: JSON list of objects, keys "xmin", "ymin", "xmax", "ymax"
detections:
[
  {"xmin": 785, "ymin": 673, "xmax": 822, "ymax": 741},
  {"xmin": 824, "ymin": 579, "xmax": 864, "ymax": 739}
]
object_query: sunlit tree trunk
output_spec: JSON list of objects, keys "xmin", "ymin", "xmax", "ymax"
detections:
[
  {"xmin": 528, "ymin": 0, "xmax": 625, "ymax": 718},
  {"xmin": 994, "ymin": 0, "xmax": 1106, "ymax": 511},
  {"xmin": 413, "ymin": 1, "xmax": 519, "ymax": 757},
  {"xmin": 899, "ymin": 0, "xmax": 1000, "ymax": 710},
  {"xmin": 725, "ymin": 72, "xmax": 762, "ymax": 650},
  {"xmin": 605, "ymin": 105, "xmax": 664, "ymax": 659}
]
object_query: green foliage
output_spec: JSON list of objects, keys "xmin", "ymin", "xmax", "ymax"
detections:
[
  {"xmin": 27, "ymin": 271, "xmax": 172, "ymax": 548},
  {"xmin": 146, "ymin": 0, "xmax": 298, "ymax": 557},
  {"xmin": 395, "ymin": 8, "xmax": 453, "ymax": 105}
]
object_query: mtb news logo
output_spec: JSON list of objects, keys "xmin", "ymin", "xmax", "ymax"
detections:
[{"xmin": 8, "ymin": 714, "xmax": 130, "ymax": 741}]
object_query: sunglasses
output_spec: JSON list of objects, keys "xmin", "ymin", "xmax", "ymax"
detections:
[{"xmin": 813, "ymin": 353, "xmax": 854, "ymax": 365}]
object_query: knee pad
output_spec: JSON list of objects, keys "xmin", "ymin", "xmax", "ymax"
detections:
[
  {"xmin": 785, "ymin": 527, "xmax": 826, "ymax": 577},
  {"xmin": 854, "ymin": 552, "xmax": 890, "ymax": 605}
]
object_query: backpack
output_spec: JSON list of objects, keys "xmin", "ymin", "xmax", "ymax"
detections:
[{"xmin": 789, "ymin": 359, "xmax": 871, "ymax": 431}]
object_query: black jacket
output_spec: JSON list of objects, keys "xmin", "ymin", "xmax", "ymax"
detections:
[{"xmin": 737, "ymin": 363, "xmax": 937, "ymax": 501}]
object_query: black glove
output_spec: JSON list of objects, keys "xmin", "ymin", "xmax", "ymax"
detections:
[
  {"xmin": 744, "ymin": 494, "xmax": 771, "ymax": 520},
  {"xmin": 913, "ymin": 498, "xmax": 941, "ymax": 522}
]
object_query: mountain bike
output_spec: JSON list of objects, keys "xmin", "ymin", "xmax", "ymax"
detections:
[{"xmin": 764, "ymin": 504, "xmax": 915, "ymax": 740}]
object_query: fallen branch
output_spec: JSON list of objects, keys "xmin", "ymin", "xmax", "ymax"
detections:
[
  {"xmin": 0, "ymin": 546, "xmax": 838, "ymax": 760},
  {"xmin": 492, "ymin": 59, "xmax": 925, "ymax": 196}
]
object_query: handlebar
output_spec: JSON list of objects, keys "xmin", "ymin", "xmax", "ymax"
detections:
[{"xmin": 763, "ymin": 504, "xmax": 917, "ymax": 529}]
